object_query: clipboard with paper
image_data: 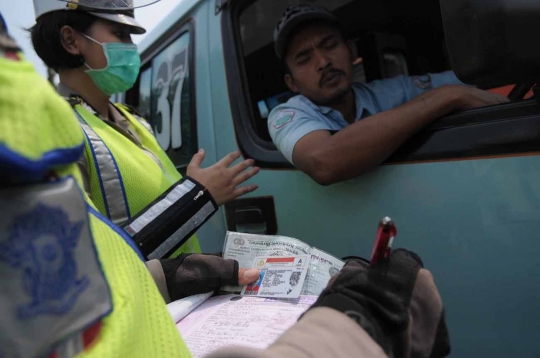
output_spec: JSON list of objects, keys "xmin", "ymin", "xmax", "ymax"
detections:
[{"xmin": 166, "ymin": 232, "xmax": 344, "ymax": 357}]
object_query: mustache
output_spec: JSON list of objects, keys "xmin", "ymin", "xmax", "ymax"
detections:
[{"xmin": 319, "ymin": 68, "xmax": 346, "ymax": 87}]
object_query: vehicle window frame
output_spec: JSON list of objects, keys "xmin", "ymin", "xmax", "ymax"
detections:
[
  {"xmin": 387, "ymin": 99, "xmax": 540, "ymax": 163},
  {"xmin": 127, "ymin": 19, "xmax": 198, "ymax": 173},
  {"xmin": 222, "ymin": 0, "xmax": 540, "ymax": 168},
  {"xmin": 222, "ymin": 0, "xmax": 293, "ymax": 168}
]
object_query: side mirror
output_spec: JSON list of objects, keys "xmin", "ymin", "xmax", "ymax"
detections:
[{"xmin": 441, "ymin": 0, "xmax": 540, "ymax": 88}]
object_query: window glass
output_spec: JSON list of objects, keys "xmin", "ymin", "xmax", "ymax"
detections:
[
  {"xmin": 140, "ymin": 31, "xmax": 196, "ymax": 169},
  {"xmin": 138, "ymin": 67, "xmax": 152, "ymax": 119},
  {"xmin": 240, "ymin": 0, "xmax": 353, "ymax": 57},
  {"xmin": 238, "ymin": 0, "xmax": 355, "ymax": 141},
  {"xmin": 227, "ymin": 0, "xmax": 508, "ymax": 166}
]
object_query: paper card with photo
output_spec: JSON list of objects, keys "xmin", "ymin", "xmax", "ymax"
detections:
[{"xmin": 242, "ymin": 255, "xmax": 309, "ymax": 299}]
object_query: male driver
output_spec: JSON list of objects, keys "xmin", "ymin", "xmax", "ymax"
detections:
[{"xmin": 269, "ymin": 5, "xmax": 508, "ymax": 185}]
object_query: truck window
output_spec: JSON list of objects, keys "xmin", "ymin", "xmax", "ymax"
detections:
[
  {"xmin": 223, "ymin": 0, "xmax": 473, "ymax": 167},
  {"xmin": 137, "ymin": 27, "xmax": 197, "ymax": 171}
]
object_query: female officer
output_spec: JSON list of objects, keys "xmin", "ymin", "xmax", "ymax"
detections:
[{"xmin": 30, "ymin": 0, "xmax": 260, "ymax": 256}]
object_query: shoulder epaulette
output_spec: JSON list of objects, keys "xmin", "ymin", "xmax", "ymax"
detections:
[
  {"xmin": 66, "ymin": 96, "xmax": 82, "ymax": 107},
  {"xmin": 117, "ymin": 103, "xmax": 144, "ymax": 117}
]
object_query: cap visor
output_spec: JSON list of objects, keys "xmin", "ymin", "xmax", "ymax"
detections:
[
  {"xmin": 277, "ymin": 12, "xmax": 338, "ymax": 59},
  {"xmin": 89, "ymin": 12, "xmax": 146, "ymax": 34},
  {"xmin": 60, "ymin": 0, "xmax": 160, "ymax": 10}
]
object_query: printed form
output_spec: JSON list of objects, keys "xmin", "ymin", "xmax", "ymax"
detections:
[{"xmin": 177, "ymin": 294, "xmax": 317, "ymax": 358}]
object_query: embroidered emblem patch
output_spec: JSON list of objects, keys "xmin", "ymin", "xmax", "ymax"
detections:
[
  {"xmin": 273, "ymin": 110, "xmax": 295, "ymax": 129},
  {"xmin": 412, "ymin": 74, "xmax": 433, "ymax": 89},
  {"xmin": 0, "ymin": 204, "xmax": 88, "ymax": 319}
]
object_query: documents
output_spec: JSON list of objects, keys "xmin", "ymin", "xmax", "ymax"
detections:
[
  {"xmin": 222, "ymin": 232, "xmax": 344, "ymax": 295},
  {"xmin": 176, "ymin": 294, "xmax": 317, "ymax": 358},
  {"xmin": 165, "ymin": 232, "xmax": 345, "ymax": 357},
  {"xmin": 241, "ymin": 255, "xmax": 309, "ymax": 298}
]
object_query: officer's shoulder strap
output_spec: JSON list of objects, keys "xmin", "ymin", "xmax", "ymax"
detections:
[
  {"xmin": 66, "ymin": 96, "xmax": 81, "ymax": 108},
  {"xmin": 115, "ymin": 103, "xmax": 155, "ymax": 136},
  {"xmin": 116, "ymin": 103, "xmax": 143, "ymax": 117}
]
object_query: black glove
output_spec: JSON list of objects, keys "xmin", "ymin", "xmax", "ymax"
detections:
[
  {"xmin": 161, "ymin": 254, "xmax": 237, "ymax": 300},
  {"xmin": 161, "ymin": 254, "xmax": 259, "ymax": 301},
  {"xmin": 307, "ymin": 249, "xmax": 450, "ymax": 358}
]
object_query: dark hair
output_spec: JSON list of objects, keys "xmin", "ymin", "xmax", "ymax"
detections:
[
  {"xmin": 31, "ymin": 11, "xmax": 98, "ymax": 71},
  {"xmin": 281, "ymin": 19, "xmax": 348, "ymax": 75}
]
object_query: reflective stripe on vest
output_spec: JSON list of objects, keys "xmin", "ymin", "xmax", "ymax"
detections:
[{"xmin": 74, "ymin": 111, "xmax": 131, "ymax": 224}]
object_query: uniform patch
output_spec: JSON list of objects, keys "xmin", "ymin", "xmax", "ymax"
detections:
[
  {"xmin": 273, "ymin": 110, "xmax": 295, "ymax": 129},
  {"xmin": 412, "ymin": 74, "xmax": 433, "ymax": 89},
  {"xmin": 0, "ymin": 204, "xmax": 88, "ymax": 319},
  {"xmin": 0, "ymin": 178, "xmax": 112, "ymax": 358}
]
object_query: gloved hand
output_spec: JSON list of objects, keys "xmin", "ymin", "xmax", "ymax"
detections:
[
  {"xmin": 307, "ymin": 249, "xmax": 450, "ymax": 358},
  {"xmin": 160, "ymin": 254, "xmax": 260, "ymax": 301}
]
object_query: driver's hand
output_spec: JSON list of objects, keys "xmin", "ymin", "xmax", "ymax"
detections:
[{"xmin": 447, "ymin": 85, "xmax": 510, "ymax": 110}]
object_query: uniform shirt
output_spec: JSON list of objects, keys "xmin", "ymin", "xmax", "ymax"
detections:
[{"xmin": 268, "ymin": 71, "xmax": 463, "ymax": 164}]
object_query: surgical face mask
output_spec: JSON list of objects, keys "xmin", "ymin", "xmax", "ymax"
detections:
[{"xmin": 82, "ymin": 34, "xmax": 141, "ymax": 96}]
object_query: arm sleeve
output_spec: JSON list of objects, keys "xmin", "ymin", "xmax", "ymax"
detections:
[
  {"xmin": 122, "ymin": 176, "xmax": 218, "ymax": 259},
  {"xmin": 204, "ymin": 307, "xmax": 388, "ymax": 358},
  {"xmin": 268, "ymin": 107, "xmax": 331, "ymax": 164},
  {"xmin": 359, "ymin": 71, "xmax": 464, "ymax": 113}
]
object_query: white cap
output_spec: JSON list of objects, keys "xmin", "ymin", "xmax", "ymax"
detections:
[{"xmin": 33, "ymin": 0, "xmax": 160, "ymax": 34}]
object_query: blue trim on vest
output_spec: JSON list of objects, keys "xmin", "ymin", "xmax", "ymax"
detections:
[
  {"xmin": 0, "ymin": 143, "xmax": 84, "ymax": 182},
  {"xmin": 87, "ymin": 205, "xmax": 144, "ymax": 262},
  {"xmin": 81, "ymin": 129, "xmax": 113, "ymax": 220}
]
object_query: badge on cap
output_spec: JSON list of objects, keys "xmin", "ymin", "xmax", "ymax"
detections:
[{"xmin": 67, "ymin": 0, "xmax": 79, "ymax": 9}]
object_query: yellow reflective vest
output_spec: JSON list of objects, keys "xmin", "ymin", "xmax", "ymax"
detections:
[
  {"xmin": 0, "ymin": 54, "xmax": 192, "ymax": 357},
  {"xmin": 73, "ymin": 101, "xmax": 201, "ymax": 255}
]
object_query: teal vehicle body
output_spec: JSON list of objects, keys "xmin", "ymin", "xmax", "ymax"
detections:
[{"xmin": 129, "ymin": 0, "xmax": 540, "ymax": 356}]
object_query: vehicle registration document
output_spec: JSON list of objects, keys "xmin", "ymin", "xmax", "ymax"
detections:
[
  {"xmin": 222, "ymin": 232, "xmax": 344, "ymax": 295},
  {"xmin": 176, "ymin": 294, "xmax": 317, "ymax": 358}
]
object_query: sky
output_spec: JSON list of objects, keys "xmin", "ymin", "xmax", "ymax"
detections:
[{"xmin": 0, "ymin": 0, "xmax": 184, "ymax": 77}]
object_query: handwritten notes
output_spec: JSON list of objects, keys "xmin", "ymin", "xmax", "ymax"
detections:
[{"xmin": 177, "ymin": 294, "xmax": 317, "ymax": 357}]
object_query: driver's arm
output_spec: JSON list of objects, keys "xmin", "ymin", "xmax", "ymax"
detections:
[
  {"xmin": 292, "ymin": 85, "xmax": 508, "ymax": 185},
  {"xmin": 358, "ymin": 71, "xmax": 463, "ymax": 112}
]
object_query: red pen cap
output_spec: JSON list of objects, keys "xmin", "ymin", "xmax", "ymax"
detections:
[{"xmin": 370, "ymin": 217, "xmax": 397, "ymax": 265}]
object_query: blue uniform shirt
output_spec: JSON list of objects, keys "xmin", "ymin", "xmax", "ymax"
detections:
[{"xmin": 268, "ymin": 71, "xmax": 463, "ymax": 164}]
